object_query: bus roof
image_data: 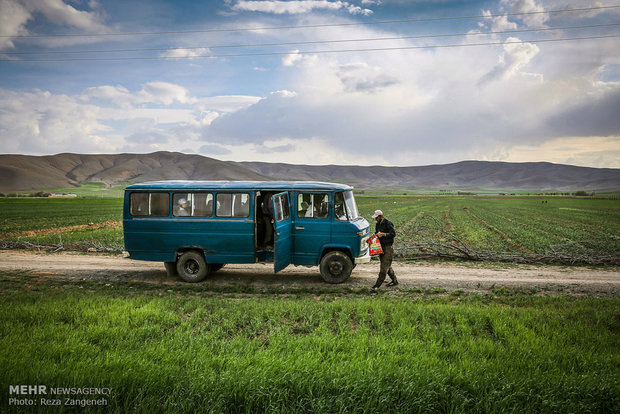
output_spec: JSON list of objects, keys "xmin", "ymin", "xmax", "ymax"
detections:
[{"xmin": 125, "ymin": 180, "xmax": 353, "ymax": 192}]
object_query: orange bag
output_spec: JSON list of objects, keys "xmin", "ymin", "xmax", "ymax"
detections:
[{"xmin": 368, "ymin": 234, "xmax": 383, "ymax": 256}]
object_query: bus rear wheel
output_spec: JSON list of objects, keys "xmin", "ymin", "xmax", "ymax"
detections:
[
  {"xmin": 320, "ymin": 251, "xmax": 353, "ymax": 284},
  {"xmin": 176, "ymin": 251, "xmax": 209, "ymax": 283}
]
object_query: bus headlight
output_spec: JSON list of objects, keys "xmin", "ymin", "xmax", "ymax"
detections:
[{"xmin": 361, "ymin": 236, "xmax": 369, "ymax": 251}]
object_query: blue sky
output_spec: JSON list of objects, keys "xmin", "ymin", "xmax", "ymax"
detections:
[{"xmin": 0, "ymin": 0, "xmax": 619, "ymax": 168}]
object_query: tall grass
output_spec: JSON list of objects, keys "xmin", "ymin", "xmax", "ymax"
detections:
[{"xmin": 1, "ymin": 283, "xmax": 618, "ymax": 413}]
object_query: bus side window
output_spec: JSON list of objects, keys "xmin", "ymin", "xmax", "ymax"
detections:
[
  {"xmin": 150, "ymin": 193, "xmax": 170, "ymax": 216},
  {"xmin": 193, "ymin": 193, "xmax": 213, "ymax": 217},
  {"xmin": 275, "ymin": 193, "xmax": 290, "ymax": 222},
  {"xmin": 335, "ymin": 192, "xmax": 347, "ymax": 221},
  {"xmin": 130, "ymin": 193, "xmax": 149, "ymax": 216},
  {"xmin": 216, "ymin": 193, "xmax": 232, "ymax": 217},
  {"xmin": 217, "ymin": 193, "xmax": 250, "ymax": 217},
  {"xmin": 173, "ymin": 193, "xmax": 191, "ymax": 217},
  {"xmin": 233, "ymin": 193, "xmax": 250, "ymax": 217},
  {"xmin": 130, "ymin": 192, "xmax": 170, "ymax": 217},
  {"xmin": 297, "ymin": 193, "xmax": 328, "ymax": 219}
]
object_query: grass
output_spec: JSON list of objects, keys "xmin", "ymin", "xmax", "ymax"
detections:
[
  {"xmin": 0, "ymin": 198, "xmax": 122, "ymax": 234},
  {"xmin": 0, "ymin": 276, "xmax": 619, "ymax": 413}
]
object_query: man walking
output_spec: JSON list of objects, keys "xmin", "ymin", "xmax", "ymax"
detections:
[{"xmin": 371, "ymin": 210, "xmax": 397, "ymax": 291}]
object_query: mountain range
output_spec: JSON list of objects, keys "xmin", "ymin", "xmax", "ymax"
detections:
[{"xmin": 1, "ymin": 151, "xmax": 618, "ymax": 192}]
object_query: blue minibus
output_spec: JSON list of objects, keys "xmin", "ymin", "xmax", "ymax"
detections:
[{"xmin": 123, "ymin": 181, "xmax": 371, "ymax": 283}]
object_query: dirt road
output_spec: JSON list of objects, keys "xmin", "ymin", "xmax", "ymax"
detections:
[{"xmin": 0, "ymin": 250, "xmax": 618, "ymax": 295}]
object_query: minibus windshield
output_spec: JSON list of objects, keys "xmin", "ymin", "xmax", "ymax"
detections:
[{"xmin": 343, "ymin": 190, "xmax": 360, "ymax": 220}]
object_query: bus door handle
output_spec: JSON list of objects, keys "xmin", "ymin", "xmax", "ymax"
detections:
[{"xmin": 295, "ymin": 226, "xmax": 305, "ymax": 230}]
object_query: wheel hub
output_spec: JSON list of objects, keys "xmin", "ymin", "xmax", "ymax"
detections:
[
  {"xmin": 329, "ymin": 261, "xmax": 343, "ymax": 275},
  {"xmin": 184, "ymin": 259, "xmax": 199, "ymax": 275}
]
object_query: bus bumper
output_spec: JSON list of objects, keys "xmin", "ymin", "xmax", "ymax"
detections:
[{"xmin": 355, "ymin": 250, "xmax": 371, "ymax": 264}]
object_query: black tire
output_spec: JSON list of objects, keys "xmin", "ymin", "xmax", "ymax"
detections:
[
  {"xmin": 164, "ymin": 261, "xmax": 178, "ymax": 277},
  {"xmin": 320, "ymin": 251, "xmax": 353, "ymax": 284},
  {"xmin": 211, "ymin": 264, "xmax": 225, "ymax": 272},
  {"xmin": 176, "ymin": 251, "xmax": 209, "ymax": 283}
]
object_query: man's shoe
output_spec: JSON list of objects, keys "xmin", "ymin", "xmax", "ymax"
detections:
[
  {"xmin": 386, "ymin": 281, "xmax": 399, "ymax": 287},
  {"xmin": 371, "ymin": 286, "xmax": 378, "ymax": 292}
]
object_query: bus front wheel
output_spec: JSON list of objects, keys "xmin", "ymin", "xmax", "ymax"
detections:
[
  {"xmin": 320, "ymin": 251, "xmax": 353, "ymax": 284},
  {"xmin": 176, "ymin": 251, "xmax": 209, "ymax": 283}
]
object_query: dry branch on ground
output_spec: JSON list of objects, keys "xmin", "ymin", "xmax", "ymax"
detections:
[{"xmin": 395, "ymin": 214, "xmax": 620, "ymax": 265}]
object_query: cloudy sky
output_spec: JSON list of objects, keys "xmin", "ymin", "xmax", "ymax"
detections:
[{"xmin": 0, "ymin": 0, "xmax": 619, "ymax": 168}]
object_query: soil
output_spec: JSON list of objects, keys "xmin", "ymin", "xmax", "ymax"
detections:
[
  {"xmin": 1, "ymin": 221, "xmax": 122, "ymax": 238},
  {"xmin": 1, "ymin": 250, "xmax": 619, "ymax": 296}
]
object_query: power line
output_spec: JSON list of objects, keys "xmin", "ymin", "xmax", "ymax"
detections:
[
  {"xmin": 4, "ymin": 34, "xmax": 618, "ymax": 62},
  {"xmin": 3, "ymin": 23, "xmax": 619, "ymax": 56},
  {"xmin": 1, "ymin": 4, "xmax": 619, "ymax": 39}
]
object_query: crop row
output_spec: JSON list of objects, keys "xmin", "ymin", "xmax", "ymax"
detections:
[{"xmin": 363, "ymin": 196, "xmax": 620, "ymax": 257}]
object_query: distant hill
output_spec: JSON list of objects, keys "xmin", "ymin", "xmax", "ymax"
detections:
[
  {"xmin": 0, "ymin": 152, "xmax": 271, "ymax": 192},
  {"xmin": 237, "ymin": 160, "xmax": 620, "ymax": 192},
  {"xmin": 0, "ymin": 152, "xmax": 618, "ymax": 192}
]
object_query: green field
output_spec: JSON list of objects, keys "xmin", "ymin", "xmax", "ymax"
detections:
[
  {"xmin": 1, "ymin": 195, "xmax": 618, "ymax": 264},
  {"xmin": 0, "ymin": 278, "xmax": 619, "ymax": 413},
  {"xmin": 360, "ymin": 195, "xmax": 620, "ymax": 264},
  {"xmin": 5, "ymin": 182, "xmax": 127, "ymax": 198},
  {"xmin": 1, "ymin": 195, "xmax": 619, "ymax": 412}
]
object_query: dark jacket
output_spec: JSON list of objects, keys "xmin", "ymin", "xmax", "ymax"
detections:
[{"xmin": 375, "ymin": 217, "xmax": 396, "ymax": 247}]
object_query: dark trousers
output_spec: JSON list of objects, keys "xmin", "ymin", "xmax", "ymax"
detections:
[{"xmin": 373, "ymin": 245, "xmax": 396, "ymax": 288}]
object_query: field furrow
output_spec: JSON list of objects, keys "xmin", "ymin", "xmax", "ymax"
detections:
[
  {"xmin": 463, "ymin": 207, "xmax": 532, "ymax": 253},
  {"xmin": 473, "ymin": 205, "xmax": 571, "ymax": 252}
]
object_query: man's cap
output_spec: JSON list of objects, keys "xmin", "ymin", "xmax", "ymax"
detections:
[
  {"xmin": 178, "ymin": 198, "xmax": 187, "ymax": 205},
  {"xmin": 371, "ymin": 209, "xmax": 383, "ymax": 219}
]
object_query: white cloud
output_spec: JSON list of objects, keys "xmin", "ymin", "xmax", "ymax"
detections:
[
  {"xmin": 137, "ymin": 82, "xmax": 194, "ymax": 105},
  {"xmin": 195, "ymin": 19, "xmax": 620, "ymax": 168},
  {"xmin": 481, "ymin": 10, "xmax": 518, "ymax": 32},
  {"xmin": 83, "ymin": 82, "xmax": 195, "ymax": 106},
  {"xmin": 0, "ymin": 88, "xmax": 117, "ymax": 154},
  {"xmin": 24, "ymin": 0, "xmax": 107, "ymax": 31},
  {"xmin": 0, "ymin": 0, "xmax": 30, "ymax": 51},
  {"xmin": 281, "ymin": 50, "xmax": 319, "ymax": 67},
  {"xmin": 230, "ymin": 0, "xmax": 372, "ymax": 15},
  {"xmin": 159, "ymin": 48, "xmax": 211, "ymax": 60},
  {"xmin": 282, "ymin": 50, "xmax": 303, "ymax": 66},
  {"xmin": 0, "ymin": 0, "xmax": 110, "ymax": 52},
  {"xmin": 346, "ymin": 4, "xmax": 373, "ymax": 16},
  {"xmin": 480, "ymin": 37, "xmax": 540, "ymax": 84},
  {"xmin": 500, "ymin": 0, "xmax": 548, "ymax": 28},
  {"xmin": 336, "ymin": 62, "xmax": 399, "ymax": 93},
  {"xmin": 0, "ymin": 83, "xmax": 265, "ymax": 156},
  {"xmin": 501, "ymin": 136, "xmax": 620, "ymax": 168},
  {"xmin": 196, "ymin": 95, "xmax": 262, "ymax": 112},
  {"xmin": 81, "ymin": 85, "xmax": 132, "ymax": 107},
  {"xmin": 270, "ymin": 90, "xmax": 297, "ymax": 98}
]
